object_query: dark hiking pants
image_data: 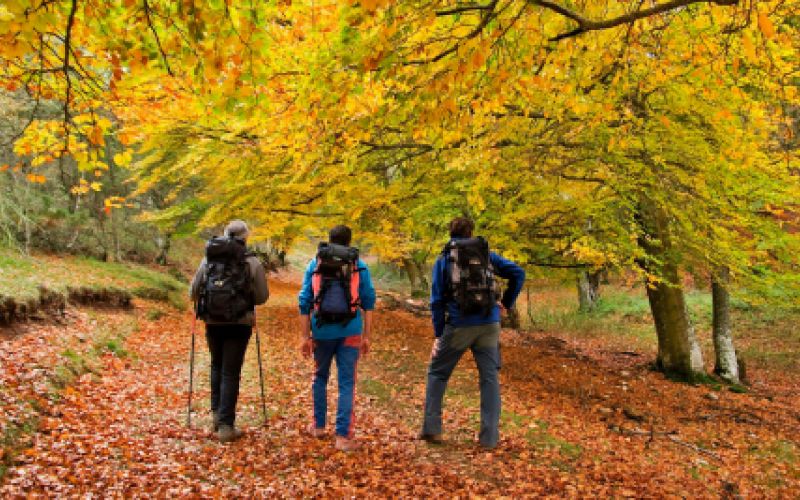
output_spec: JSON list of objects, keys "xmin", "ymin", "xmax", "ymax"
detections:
[
  {"xmin": 206, "ymin": 324, "xmax": 252, "ymax": 426},
  {"xmin": 422, "ymin": 322, "xmax": 502, "ymax": 448}
]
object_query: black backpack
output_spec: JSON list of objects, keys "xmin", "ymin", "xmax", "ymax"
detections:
[
  {"xmin": 311, "ymin": 242, "xmax": 361, "ymax": 327},
  {"xmin": 197, "ymin": 237, "xmax": 254, "ymax": 322},
  {"xmin": 444, "ymin": 237, "xmax": 499, "ymax": 316}
]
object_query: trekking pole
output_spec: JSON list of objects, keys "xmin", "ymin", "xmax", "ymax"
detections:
[
  {"xmin": 186, "ymin": 311, "xmax": 197, "ymax": 427},
  {"xmin": 254, "ymin": 310, "xmax": 268, "ymax": 426}
]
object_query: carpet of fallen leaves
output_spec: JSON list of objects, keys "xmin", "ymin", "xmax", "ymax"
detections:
[{"xmin": 1, "ymin": 276, "xmax": 798, "ymax": 497}]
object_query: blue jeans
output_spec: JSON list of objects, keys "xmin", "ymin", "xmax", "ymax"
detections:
[
  {"xmin": 312, "ymin": 335, "xmax": 361, "ymax": 437},
  {"xmin": 422, "ymin": 323, "xmax": 501, "ymax": 448}
]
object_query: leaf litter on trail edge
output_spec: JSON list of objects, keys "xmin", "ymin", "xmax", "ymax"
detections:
[{"xmin": 0, "ymin": 278, "xmax": 797, "ymax": 497}]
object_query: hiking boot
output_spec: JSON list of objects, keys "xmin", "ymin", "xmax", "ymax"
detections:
[
  {"xmin": 210, "ymin": 413, "xmax": 220, "ymax": 433},
  {"xmin": 307, "ymin": 423, "xmax": 326, "ymax": 438},
  {"xmin": 217, "ymin": 424, "xmax": 244, "ymax": 443},
  {"xmin": 335, "ymin": 436, "xmax": 360, "ymax": 452},
  {"xmin": 417, "ymin": 432, "xmax": 444, "ymax": 444}
]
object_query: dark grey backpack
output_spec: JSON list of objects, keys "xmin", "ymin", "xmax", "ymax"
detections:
[
  {"xmin": 197, "ymin": 237, "xmax": 253, "ymax": 322},
  {"xmin": 444, "ymin": 237, "xmax": 499, "ymax": 316}
]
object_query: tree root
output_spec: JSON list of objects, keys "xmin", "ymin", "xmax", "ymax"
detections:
[{"xmin": 611, "ymin": 424, "xmax": 723, "ymax": 462}]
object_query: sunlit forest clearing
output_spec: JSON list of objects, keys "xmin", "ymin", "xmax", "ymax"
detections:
[{"xmin": 1, "ymin": 0, "xmax": 799, "ymax": 497}]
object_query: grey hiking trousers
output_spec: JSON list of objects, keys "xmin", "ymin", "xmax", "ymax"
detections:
[{"xmin": 421, "ymin": 322, "xmax": 501, "ymax": 448}]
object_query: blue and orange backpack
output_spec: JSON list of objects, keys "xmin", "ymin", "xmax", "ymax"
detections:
[{"xmin": 311, "ymin": 242, "xmax": 362, "ymax": 327}]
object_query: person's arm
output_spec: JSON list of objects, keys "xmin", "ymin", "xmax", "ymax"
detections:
[
  {"xmin": 491, "ymin": 252, "xmax": 526, "ymax": 309},
  {"xmin": 298, "ymin": 260, "xmax": 316, "ymax": 357},
  {"xmin": 299, "ymin": 313, "xmax": 313, "ymax": 357},
  {"xmin": 361, "ymin": 310, "xmax": 373, "ymax": 355},
  {"xmin": 189, "ymin": 258, "xmax": 206, "ymax": 300},
  {"xmin": 358, "ymin": 261, "xmax": 376, "ymax": 355},
  {"xmin": 430, "ymin": 257, "xmax": 446, "ymax": 337},
  {"xmin": 249, "ymin": 257, "xmax": 269, "ymax": 305}
]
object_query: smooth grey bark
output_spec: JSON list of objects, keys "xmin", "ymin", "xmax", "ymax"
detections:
[
  {"xmin": 577, "ymin": 269, "xmax": 601, "ymax": 312},
  {"xmin": 638, "ymin": 202, "xmax": 705, "ymax": 378},
  {"xmin": 645, "ymin": 275, "xmax": 705, "ymax": 376},
  {"xmin": 155, "ymin": 232, "xmax": 172, "ymax": 265},
  {"xmin": 712, "ymin": 267, "xmax": 739, "ymax": 383},
  {"xmin": 402, "ymin": 258, "xmax": 429, "ymax": 293}
]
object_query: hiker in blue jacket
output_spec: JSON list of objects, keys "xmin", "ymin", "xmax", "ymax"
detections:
[
  {"xmin": 420, "ymin": 217, "xmax": 526, "ymax": 449},
  {"xmin": 298, "ymin": 225, "xmax": 376, "ymax": 451}
]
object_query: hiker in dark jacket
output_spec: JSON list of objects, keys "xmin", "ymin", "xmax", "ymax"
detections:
[
  {"xmin": 420, "ymin": 217, "xmax": 525, "ymax": 449},
  {"xmin": 190, "ymin": 220, "xmax": 268, "ymax": 443}
]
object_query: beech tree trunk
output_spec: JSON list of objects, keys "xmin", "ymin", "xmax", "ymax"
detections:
[
  {"xmin": 638, "ymin": 202, "xmax": 705, "ymax": 379},
  {"xmin": 577, "ymin": 269, "xmax": 601, "ymax": 312},
  {"xmin": 645, "ymin": 270, "xmax": 705, "ymax": 377},
  {"xmin": 155, "ymin": 233, "xmax": 172, "ymax": 265},
  {"xmin": 402, "ymin": 258, "xmax": 429, "ymax": 293},
  {"xmin": 712, "ymin": 267, "xmax": 739, "ymax": 383}
]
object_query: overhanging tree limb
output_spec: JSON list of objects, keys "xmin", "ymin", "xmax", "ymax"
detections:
[
  {"xmin": 63, "ymin": 0, "xmax": 77, "ymax": 151},
  {"xmin": 143, "ymin": 0, "xmax": 174, "ymax": 76},
  {"xmin": 436, "ymin": 3, "xmax": 496, "ymax": 16},
  {"xmin": 407, "ymin": 0, "xmax": 500, "ymax": 64},
  {"xmin": 530, "ymin": 0, "xmax": 739, "ymax": 41}
]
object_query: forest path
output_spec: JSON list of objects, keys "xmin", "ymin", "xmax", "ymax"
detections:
[{"xmin": 1, "ymin": 277, "xmax": 797, "ymax": 497}]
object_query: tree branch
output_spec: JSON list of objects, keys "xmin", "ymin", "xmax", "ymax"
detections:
[
  {"xmin": 63, "ymin": 0, "xmax": 77, "ymax": 151},
  {"xmin": 406, "ymin": 0, "xmax": 500, "ymax": 64},
  {"xmin": 531, "ymin": 0, "xmax": 739, "ymax": 41},
  {"xmin": 436, "ymin": 3, "xmax": 495, "ymax": 16},
  {"xmin": 143, "ymin": 0, "xmax": 174, "ymax": 76}
]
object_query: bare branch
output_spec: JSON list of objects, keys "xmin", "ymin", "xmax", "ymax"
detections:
[
  {"xmin": 143, "ymin": 0, "xmax": 174, "ymax": 76},
  {"xmin": 531, "ymin": 0, "xmax": 739, "ymax": 41},
  {"xmin": 436, "ymin": 3, "xmax": 495, "ymax": 16},
  {"xmin": 63, "ymin": 0, "xmax": 77, "ymax": 151},
  {"xmin": 406, "ymin": 0, "xmax": 500, "ymax": 65}
]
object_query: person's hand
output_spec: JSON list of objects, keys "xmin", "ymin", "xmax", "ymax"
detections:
[
  {"xmin": 301, "ymin": 338, "xmax": 314, "ymax": 358},
  {"xmin": 498, "ymin": 302, "xmax": 507, "ymax": 316},
  {"xmin": 360, "ymin": 337, "xmax": 370, "ymax": 357},
  {"xmin": 430, "ymin": 337, "xmax": 442, "ymax": 359}
]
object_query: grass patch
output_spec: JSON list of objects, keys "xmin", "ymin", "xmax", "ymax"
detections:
[
  {"xmin": 750, "ymin": 440, "xmax": 800, "ymax": 488},
  {"xmin": 524, "ymin": 419, "xmax": 583, "ymax": 460},
  {"xmin": 95, "ymin": 336, "xmax": 130, "ymax": 359},
  {"xmin": 0, "ymin": 250, "xmax": 187, "ymax": 322},
  {"xmin": 360, "ymin": 378, "xmax": 393, "ymax": 404},
  {"xmin": 0, "ymin": 250, "xmax": 184, "ymax": 298},
  {"xmin": 0, "ymin": 414, "xmax": 40, "ymax": 480},
  {"xmin": 49, "ymin": 318, "xmax": 136, "ymax": 393},
  {"xmin": 147, "ymin": 309, "xmax": 166, "ymax": 321},
  {"xmin": 766, "ymin": 440, "xmax": 798, "ymax": 465},
  {"xmin": 518, "ymin": 283, "xmax": 800, "ymax": 373},
  {"xmin": 502, "ymin": 410, "xmax": 583, "ymax": 460},
  {"xmin": 50, "ymin": 348, "xmax": 96, "ymax": 390}
]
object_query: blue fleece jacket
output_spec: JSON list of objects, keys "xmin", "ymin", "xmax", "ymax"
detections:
[
  {"xmin": 298, "ymin": 258, "xmax": 376, "ymax": 340},
  {"xmin": 430, "ymin": 241, "xmax": 526, "ymax": 337}
]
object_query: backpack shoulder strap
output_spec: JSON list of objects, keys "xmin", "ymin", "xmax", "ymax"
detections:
[
  {"xmin": 442, "ymin": 240, "xmax": 454, "ymax": 256},
  {"xmin": 348, "ymin": 259, "xmax": 361, "ymax": 311}
]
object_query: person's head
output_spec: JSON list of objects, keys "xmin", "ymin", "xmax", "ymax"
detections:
[
  {"xmin": 224, "ymin": 220, "xmax": 250, "ymax": 241},
  {"xmin": 449, "ymin": 217, "xmax": 474, "ymax": 239},
  {"xmin": 329, "ymin": 224, "xmax": 352, "ymax": 246}
]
